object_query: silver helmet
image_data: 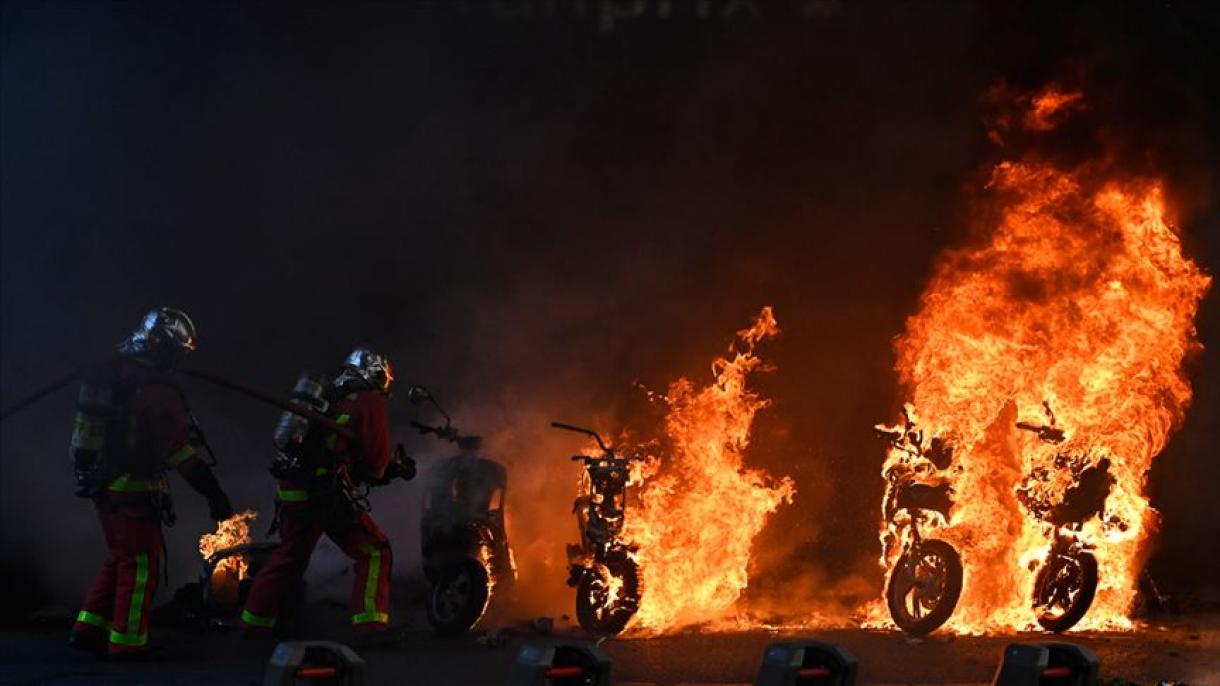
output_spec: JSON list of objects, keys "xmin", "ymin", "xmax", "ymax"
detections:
[
  {"xmin": 118, "ymin": 307, "xmax": 197, "ymax": 361},
  {"xmin": 340, "ymin": 346, "xmax": 394, "ymax": 393}
]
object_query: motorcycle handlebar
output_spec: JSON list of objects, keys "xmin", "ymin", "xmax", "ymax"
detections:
[
  {"xmin": 1015, "ymin": 421, "xmax": 1065, "ymax": 443},
  {"xmin": 571, "ymin": 453, "xmax": 645, "ymax": 462},
  {"xmin": 411, "ymin": 420, "xmax": 459, "ymax": 442},
  {"xmin": 551, "ymin": 421, "xmax": 612, "ymax": 454}
]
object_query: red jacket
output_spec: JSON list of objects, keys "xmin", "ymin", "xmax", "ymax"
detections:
[
  {"xmin": 328, "ymin": 389, "xmax": 392, "ymax": 480},
  {"xmin": 129, "ymin": 369, "xmax": 201, "ymax": 472},
  {"xmin": 74, "ymin": 357, "xmax": 211, "ymax": 493}
]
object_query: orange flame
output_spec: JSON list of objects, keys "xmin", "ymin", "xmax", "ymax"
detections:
[
  {"xmin": 1024, "ymin": 86, "xmax": 1084, "ymax": 131},
  {"xmin": 199, "ymin": 510, "xmax": 258, "ymax": 586},
  {"xmin": 625, "ymin": 306, "xmax": 796, "ymax": 633},
  {"xmin": 874, "ymin": 87, "xmax": 1211, "ymax": 633}
]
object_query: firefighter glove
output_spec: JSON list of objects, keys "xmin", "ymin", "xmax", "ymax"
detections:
[{"xmin": 389, "ymin": 444, "xmax": 416, "ymax": 481}]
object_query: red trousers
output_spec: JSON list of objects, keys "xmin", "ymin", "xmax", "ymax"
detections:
[
  {"xmin": 241, "ymin": 502, "xmax": 392, "ymax": 632},
  {"xmin": 72, "ymin": 495, "xmax": 163, "ymax": 654}
]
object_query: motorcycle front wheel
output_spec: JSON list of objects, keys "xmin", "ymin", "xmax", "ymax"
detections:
[
  {"xmin": 426, "ymin": 557, "xmax": 491, "ymax": 637},
  {"xmin": 886, "ymin": 538, "xmax": 963, "ymax": 636},
  {"xmin": 575, "ymin": 554, "xmax": 640, "ymax": 637},
  {"xmin": 1033, "ymin": 551, "xmax": 1097, "ymax": 633}
]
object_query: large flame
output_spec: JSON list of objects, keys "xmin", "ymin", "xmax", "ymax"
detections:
[
  {"xmin": 874, "ymin": 87, "xmax": 1211, "ymax": 632},
  {"xmin": 625, "ymin": 306, "xmax": 796, "ymax": 633}
]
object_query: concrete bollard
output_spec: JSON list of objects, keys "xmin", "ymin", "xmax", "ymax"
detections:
[
  {"xmin": 263, "ymin": 640, "xmax": 366, "ymax": 686},
  {"xmin": 992, "ymin": 642, "xmax": 1099, "ymax": 686},
  {"xmin": 505, "ymin": 640, "xmax": 613, "ymax": 686},
  {"xmin": 754, "ymin": 640, "xmax": 859, "ymax": 686}
]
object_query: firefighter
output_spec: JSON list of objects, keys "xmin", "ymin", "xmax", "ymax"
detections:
[
  {"xmin": 240, "ymin": 347, "xmax": 414, "ymax": 639},
  {"xmin": 68, "ymin": 307, "xmax": 233, "ymax": 657}
]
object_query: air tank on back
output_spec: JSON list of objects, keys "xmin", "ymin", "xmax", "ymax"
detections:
[{"xmin": 273, "ymin": 372, "xmax": 330, "ymax": 457}]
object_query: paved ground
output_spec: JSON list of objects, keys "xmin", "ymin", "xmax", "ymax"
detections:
[{"xmin": 1, "ymin": 612, "xmax": 1216, "ymax": 686}]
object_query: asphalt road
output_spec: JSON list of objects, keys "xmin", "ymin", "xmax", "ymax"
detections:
[{"xmin": 1, "ymin": 614, "xmax": 1216, "ymax": 686}]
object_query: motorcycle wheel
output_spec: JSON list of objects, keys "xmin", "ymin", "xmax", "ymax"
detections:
[
  {"xmin": 1033, "ymin": 551, "xmax": 1098, "ymax": 633},
  {"xmin": 426, "ymin": 558, "xmax": 491, "ymax": 637},
  {"xmin": 575, "ymin": 554, "xmax": 640, "ymax": 637},
  {"xmin": 886, "ymin": 538, "xmax": 963, "ymax": 636}
]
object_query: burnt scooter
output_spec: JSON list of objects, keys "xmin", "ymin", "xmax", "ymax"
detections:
[
  {"xmin": 875, "ymin": 411, "xmax": 963, "ymax": 636},
  {"xmin": 551, "ymin": 422, "xmax": 644, "ymax": 636},
  {"xmin": 410, "ymin": 386, "xmax": 514, "ymax": 636},
  {"xmin": 1016, "ymin": 403, "xmax": 1102, "ymax": 633}
]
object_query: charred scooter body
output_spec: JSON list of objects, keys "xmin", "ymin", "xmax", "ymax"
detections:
[
  {"xmin": 552, "ymin": 422, "xmax": 644, "ymax": 637},
  {"xmin": 411, "ymin": 386, "xmax": 514, "ymax": 636},
  {"xmin": 877, "ymin": 416, "xmax": 964, "ymax": 637}
]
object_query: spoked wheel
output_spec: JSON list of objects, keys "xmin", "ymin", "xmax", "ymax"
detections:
[
  {"xmin": 426, "ymin": 558, "xmax": 491, "ymax": 636},
  {"xmin": 1033, "ymin": 551, "xmax": 1098, "ymax": 633},
  {"xmin": 886, "ymin": 538, "xmax": 963, "ymax": 636},
  {"xmin": 575, "ymin": 555, "xmax": 640, "ymax": 637}
]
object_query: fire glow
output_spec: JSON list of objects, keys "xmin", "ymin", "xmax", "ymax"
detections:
[
  {"xmin": 199, "ymin": 510, "xmax": 258, "ymax": 595},
  {"xmin": 873, "ymin": 87, "xmax": 1211, "ymax": 633},
  {"xmin": 625, "ymin": 306, "xmax": 796, "ymax": 634}
]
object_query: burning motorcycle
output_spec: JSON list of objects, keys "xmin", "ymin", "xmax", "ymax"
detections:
[
  {"xmin": 875, "ymin": 411, "xmax": 962, "ymax": 636},
  {"xmin": 1016, "ymin": 404, "xmax": 1103, "ymax": 633},
  {"xmin": 411, "ymin": 386, "xmax": 515, "ymax": 636},
  {"xmin": 166, "ymin": 512, "xmax": 304, "ymax": 630},
  {"xmin": 551, "ymin": 422, "xmax": 644, "ymax": 637}
]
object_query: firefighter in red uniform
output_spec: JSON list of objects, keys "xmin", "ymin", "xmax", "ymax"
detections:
[
  {"xmin": 68, "ymin": 307, "xmax": 233, "ymax": 657},
  {"xmin": 241, "ymin": 347, "xmax": 414, "ymax": 638}
]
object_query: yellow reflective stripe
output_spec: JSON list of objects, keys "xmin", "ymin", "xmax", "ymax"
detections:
[
  {"xmin": 166, "ymin": 443, "xmax": 197, "ymax": 468},
  {"xmin": 277, "ymin": 488, "xmax": 309, "ymax": 502},
  {"xmin": 125, "ymin": 553, "xmax": 149, "ymax": 638},
  {"xmin": 351, "ymin": 610, "xmax": 389, "ymax": 625},
  {"xmin": 325, "ymin": 414, "xmax": 352, "ymax": 450},
  {"xmin": 108, "ymin": 629, "xmax": 148, "ymax": 646},
  {"xmin": 76, "ymin": 610, "xmax": 110, "ymax": 629},
  {"xmin": 106, "ymin": 474, "xmax": 167, "ymax": 493},
  {"xmin": 241, "ymin": 609, "xmax": 276, "ymax": 628},
  {"xmin": 351, "ymin": 549, "xmax": 385, "ymax": 625}
]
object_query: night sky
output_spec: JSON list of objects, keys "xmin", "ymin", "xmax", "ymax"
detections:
[{"xmin": 2, "ymin": 1, "xmax": 1217, "ymax": 619}]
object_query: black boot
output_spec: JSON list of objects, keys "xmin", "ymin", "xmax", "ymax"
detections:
[{"xmin": 67, "ymin": 631, "xmax": 107, "ymax": 654}]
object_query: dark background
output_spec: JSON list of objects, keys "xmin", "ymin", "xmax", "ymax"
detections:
[{"xmin": 1, "ymin": 0, "xmax": 1216, "ymax": 621}]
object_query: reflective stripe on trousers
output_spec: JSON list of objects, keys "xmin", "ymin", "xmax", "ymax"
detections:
[{"xmin": 352, "ymin": 549, "xmax": 388, "ymax": 625}]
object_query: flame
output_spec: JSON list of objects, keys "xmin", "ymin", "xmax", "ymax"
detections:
[
  {"xmin": 1024, "ymin": 86, "xmax": 1084, "ymax": 131},
  {"xmin": 624, "ymin": 306, "xmax": 796, "ymax": 633},
  {"xmin": 874, "ymin": 86, "xmax": 1211, "ymax": 633},
  {"xmin": 199, "ymin": 510, "xmax": 258, "ymax": 593},
  {"xmin": 479, "ymin": 540, "xmax": 498, "ymax": 596}
]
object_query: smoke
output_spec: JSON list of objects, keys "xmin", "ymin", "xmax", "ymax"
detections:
[{"xmin": 2, "ymin": 1, "xmax": 1217, "ymax": 625}]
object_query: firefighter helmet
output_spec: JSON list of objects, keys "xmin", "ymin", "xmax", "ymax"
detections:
[
  {"xmin": 341, "ymin": 346, "xmax": 394, "ymax": 393},
  {"xmin": 117, "ymin": 307, "xmax": 197, "ymax": 362}
]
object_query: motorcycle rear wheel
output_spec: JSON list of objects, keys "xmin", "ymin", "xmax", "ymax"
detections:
[
  {"xmin": 1034, "ymin": 551, "xmax": 1098, "ymax": 633},
  {"xmin": 575, "ymin": 554, "xmax": 640, "ymax": 637},
  {"xmin": 427, "ymin": 558, "xmax": 491, "ymax": 637},
  {"xmin": 886, "ymin": 538, "xmax": 963, "ymax": 636}
]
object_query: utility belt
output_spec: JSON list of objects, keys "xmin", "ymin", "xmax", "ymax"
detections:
[
  {"xmin": 272, "ymin": 468, "xmax": 367, "ymax": 534},
  {"xmin": 96, "ymin": 475, "xmax": 177, "ymax": 527}
]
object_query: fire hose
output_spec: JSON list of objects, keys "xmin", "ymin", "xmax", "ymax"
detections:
[{"xmin": 0, "ymin": 363, "xmax": 357, "ymax": 441}]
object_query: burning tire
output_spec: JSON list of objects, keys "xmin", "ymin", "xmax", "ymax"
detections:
[
  {"xmin": 886, "ymin": 538, "xmax": 962, "ymax": 636},
  {"xmin": 575, "ymin": 554, "xmax": 640, "ymax": 637},
  {"xmin": 1033, "ymin": 551, "xmax": 1097, "ymax": 633},
  {"xmin": 426, "ymin": 557, "xmax": 491, "ymax": 636}
]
